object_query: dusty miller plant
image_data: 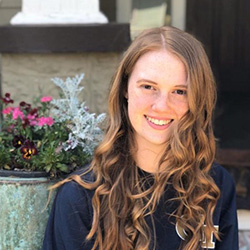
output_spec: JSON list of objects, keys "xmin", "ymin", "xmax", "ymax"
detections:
[{"xmin": 51, "ymin": 74, "xmax": 106, "ymax": 156}]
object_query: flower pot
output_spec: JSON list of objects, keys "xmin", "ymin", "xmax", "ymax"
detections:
[{"xmin": 0, "ymin": 170, "xmax": 55, "ymax": 250}]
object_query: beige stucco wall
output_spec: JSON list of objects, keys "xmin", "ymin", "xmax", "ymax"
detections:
[{"xmin": 1, "ymin": 53, "xmax": 122, "ymax": 114}]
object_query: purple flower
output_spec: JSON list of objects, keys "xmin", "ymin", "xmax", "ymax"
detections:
[
  {"xmin": 19, "ymin": 101, "xmax": 31, "ymax": 112},
  {"xmin": 0, "ymin": 93, "xmax": 14, "ymax": 104},
  {"xmin": 29, "ymin": 108, "xmax": 38, "ymax": 117},
  {"xmin": 20, "ymin": 140, "xmax": 38, "ymax": 160},
  {"xmin": 19, "ymin": 101, "xmax": 26, "ymax": 107},
  {"xmin": 21, "ymin": 117, "xmax": 31, "ymax": 128},
  {"xmin": 13, "ymin": 135, "xmax": 25, "ymax": 148}
]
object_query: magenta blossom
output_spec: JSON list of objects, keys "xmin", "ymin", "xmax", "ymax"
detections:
[
  {"xmin": 27, "ymin": 114, "xmax": 37, "ymax": 120},
  {"xmin": 12, "ymin": 107, "xmax": 24, "ymax": 120},
  {"xmin": 2, "ymin": 106, "xmax": 14, "ymax": 114},
  {"xmin": 37, "ymin": 116, "xmax": 54, "ymax": 127},
  {"xmin": 27, "ymin": 114, "xmax": 38, "ymax": 126},
  {"xmin": 40, "ymin": 96, "xmax": 52, "ymax": 103}
]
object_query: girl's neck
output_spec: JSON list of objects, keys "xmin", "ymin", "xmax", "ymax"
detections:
[{"xmin": 135, "ymin": 143, "xmax": 167, "ymax": 174}]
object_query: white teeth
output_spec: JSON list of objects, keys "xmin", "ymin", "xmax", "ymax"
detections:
[{"xmin": 146, "ymin": 116, "xmax": 172, "ymax": 126}]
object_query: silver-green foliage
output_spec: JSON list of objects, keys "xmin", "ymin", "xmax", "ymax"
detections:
[{"xmin": 51, "ymin": 74, "xmax": 106, "ymax": 156}]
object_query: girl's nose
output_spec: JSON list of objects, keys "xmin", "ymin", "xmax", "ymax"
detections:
[{"xmin": 151, "ymin": 94, "xmax": 171, "ymax": 112}]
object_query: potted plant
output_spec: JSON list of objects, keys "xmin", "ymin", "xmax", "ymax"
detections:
[{"xmin": 0, "ymin": 74, "xmax": 105, "ymax": 249}]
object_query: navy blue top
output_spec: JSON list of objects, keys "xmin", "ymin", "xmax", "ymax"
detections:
[{"xmin": 43, "ymin": 163, "xmax": 239, "ymax": 250}]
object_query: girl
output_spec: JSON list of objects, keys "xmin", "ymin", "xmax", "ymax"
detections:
[{"xmin": 43, "ymin": 26, "xmax": 238, "ymax": 250}]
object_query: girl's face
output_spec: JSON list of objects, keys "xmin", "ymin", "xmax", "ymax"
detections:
[{"xmin": 126, "ymin": 49, "xmax": 189, "ymax": 151}]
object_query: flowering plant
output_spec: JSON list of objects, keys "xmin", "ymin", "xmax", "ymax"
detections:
[{"xmin": 0, "ymin": 74, "xmax": 105, "ymax": 178}]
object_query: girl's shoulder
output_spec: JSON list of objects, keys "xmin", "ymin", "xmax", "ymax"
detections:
[
  {"xmin": 210, "ymin": 162, "xmax": 236, "ymax": 206},
  {"xmin": 72, "ymin": 163, "xmax": 96, "ymax": 182},
  {"xmin": 55, "ymin": 164, "xmax": 96, "ymax": 207},
  {"xmin": 210, "ymin": 162, "xmax": 235, "ymax": 187}
]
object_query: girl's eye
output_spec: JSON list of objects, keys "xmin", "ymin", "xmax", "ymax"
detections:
[
  {"xmin": 143, "ymin": 85, "xmax": 154, "ymax": 90},
  {"xmin": 174, "ymin": 89, "xmax": 187, "ymax": 95}
]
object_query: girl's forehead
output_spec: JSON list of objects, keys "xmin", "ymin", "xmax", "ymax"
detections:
[
  {"xmin": 133, "ymin": 49, "xmax": 183, "ymax": 69},
  {"xmin": 129, "ymin": 50, "xmax": 187, "ymax": 85}
]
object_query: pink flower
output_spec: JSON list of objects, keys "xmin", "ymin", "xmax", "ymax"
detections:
[
  {"xmin": 12, "ymin": 107, "xmax": 24, "ymax": 120},
  {"xmin": 40, "ymin": 96, "xmax": 52, "ymax": 103},
  {"xmin": 26, "ymin": 114, "xmax": 38, "ymax": 126},
  {"xmin": 2, "ymin": 106, "xmax": 14, "ymax": 114},
  {"xmin": 27, "ymin": 114, "xmax": 37, "ymax": 122},
  {"xmin": 37, "ymin": 116, "xmax": 54, "ymax": 127},
  {"xmin": 30, "ymin": 120, "xmax": 38, "ymax": 126}
]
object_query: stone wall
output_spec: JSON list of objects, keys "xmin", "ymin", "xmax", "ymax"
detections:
[{"xmin": 1, "ymin": 53, "xmax": 122, "ymax": 114}]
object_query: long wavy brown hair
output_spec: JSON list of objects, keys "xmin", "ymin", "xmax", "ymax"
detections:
[{"xmin": 54, "ymin": 26, "xmax": 220, "ymax": 249}]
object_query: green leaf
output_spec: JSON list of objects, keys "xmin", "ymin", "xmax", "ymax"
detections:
[
  {"xmin": 57, "ymin": 164, "xmax": 69, "ymax": 173},
  {"xmin": 45, "ymin": 164, "xmax": 52, "ymax": 173}
]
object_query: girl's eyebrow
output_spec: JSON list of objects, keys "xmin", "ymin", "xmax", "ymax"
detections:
[
  {"xmin": 136, "ymin": 79, "xmax": 188, "ymax": 88},
  {"xmin": 136, "ymin": 79, "xmax": 158, "ymax": 84},
  {"xmin": 175, "ymin": 84, "xmax": 188, "ymax": 88}
]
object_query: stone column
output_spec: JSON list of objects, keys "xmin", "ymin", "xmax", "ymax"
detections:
[{"xmin": 10, "ymin": 0, "xmax": 108, "ymax": 25}]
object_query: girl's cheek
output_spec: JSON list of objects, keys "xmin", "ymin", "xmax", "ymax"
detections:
[{"xmin": 169, "ymin": 95, "xmax": 188, "ymax": 108}]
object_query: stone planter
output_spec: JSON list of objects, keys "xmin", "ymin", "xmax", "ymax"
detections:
[{"xmin": 0, "ymin": 170, "xmax": 55, "ymax": 250}]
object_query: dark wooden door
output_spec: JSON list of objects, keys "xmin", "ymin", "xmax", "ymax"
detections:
[
  {"xmin": 186, "ymin": 0, "xmax": 250, "ymax": 149},
  {"xmin": 186, "ymin": 0, "xmax": 250, "ymax": 91}
]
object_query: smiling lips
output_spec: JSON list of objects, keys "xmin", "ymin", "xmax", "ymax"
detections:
[{"xmin": 145, "ymin": 115, "xmax": 173, "ymax": 129}]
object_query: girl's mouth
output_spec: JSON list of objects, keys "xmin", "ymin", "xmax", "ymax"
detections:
[{"xmin": 145, "ymin": 115, "xmax": 173, "ymax": 126}]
